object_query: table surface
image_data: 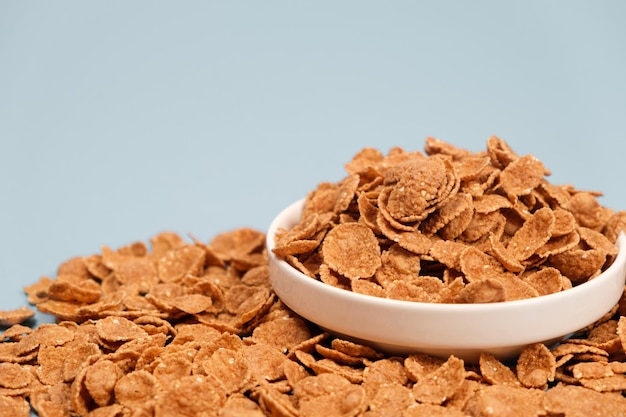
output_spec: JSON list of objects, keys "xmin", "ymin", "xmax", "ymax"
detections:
[{"xmin": 2, "ymin": 1, "xmax": 626, "ymax": 329}]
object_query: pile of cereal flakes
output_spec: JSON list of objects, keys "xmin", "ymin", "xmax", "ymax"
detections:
[
  {"xmin": 1, "ymin": 137, "xmax": 626, "ymax": 417},
  {"xmin": 273, "ymin": 137, "xmax": 625, "ymax": 303}
]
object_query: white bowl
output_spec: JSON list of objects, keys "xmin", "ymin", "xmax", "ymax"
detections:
[{"xmin": 267, "ymin": 199, "xmax": 626, "ymax": 362}]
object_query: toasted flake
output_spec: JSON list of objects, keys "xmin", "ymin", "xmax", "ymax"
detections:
[
  {"xmin": 85, "ymin": 359, "xmax": 123, "ymax": 407},
  {"xmin": 203, "ymin": 348, "xmax": 251, "ymax": 394},
  {"xmin": 549, "ymin": 248, "xmax": 607, "ymax": 283},
  {"xmin": 114, "ymin": 257, "xmax": 158, "ymax": 291},
  {"xmin": 156, "ymin": 374, "xmax": 227, "ymax": 416},
  {"xmin": 551, "ymin": 208, "xmax": 577, "ymax": 237},
  {"xmin": 272, "ymin": 238, "xmax": 320, "ymax": 258},
  {"xmin": 367, "ymin": 384, "xmax": 415, "ymax": 416},
  {"xmin": 467, "ymin": 384, "xmax": 546, "ymax": 417},
  {"xmin": 570, "ymin": 361, "xmax": 614, "ymax": 379},
  {"xmin": 456, "ymin": 279, "xmax": 506, "ymax": 304},
  {"xmin": 479, "ymin": 353, "xmax": 520, "ymax": 386},
  {"xmin": 575, "ymin": 320, "xmax": 622, "ymax": 353},
  {"xmin": 330, "ymin": 339, "xmax": 383, "ymax": 360},
  {"xmin": 552, "ymin": 342, "xmax": 609, "ymax": 359},
  {"xmin": 496, "ymin": 273, "xmax": 540, "ymax": 301},
  {"xmin": 15, "ymin": 323, "xmax": 75, "ymax": 355},
  {"xmin": 487, "ymin": 135, "xmax": 518, "ymax": 169},
  {"xmin": 459, "ymin": 247, "xmax": 505, "ymax": 283},
  {"xmin": 383, "ymin": 156, "xmax": 456, "ymax": 223},
  {"xmin": 617, "ymin": 316, "xmax": 626, "ymax": 352},
  {"xmin": 0, "ymin": 324, "xmax": 32, "ymax": 341},
  {"xmin": 318, "ymin": 263, "xmax": 350, "ymax": 290},
  {"xmin": 171, "ymin": 294, "xmax": 213, "ymax": 314},
  {"xmin": 535, "ymin": 231, "xmax": 581, "ymax": 258},
  {"xmin": 506, "ymin": 207, "xmax": 555, "ymax": 261},
  {"xmin": 425, "ymin": 136, "xmax": 471, "ymax": 159},
  {"xmin": 209, "ymin": 228, "xmax": 265, "ymax": 262},
  {"xmin": 405, "ymin": 403, "xmax": 469, "ymax": 417},
  {"xmin": 333, "ymin": 174, "xmax": 360, "ymax": 213},
  {"xmin": 0, "ymin": 395, "xmax": 30, "ymax": 417},
  {"xmin": 0, "ymin": 363, "xmax": 32, "ymax": 389},
  {"xmin": 243, "ymin": 343, "xmax": 287, "ymax": 383},
  {"xmin": 473, "ymin": 193, "xmax": 512, "ymax": 214},
  {"xmin": 396, "ymin": 229, "xmax": 435, "ymax": 255},
  {"xmin": 428, "ymin": 240, "xmax": 466, "ymax": 270},
  {"xmin": 157, "ymin": 245, "xmax": 205, "ymax": 283},
  {"xmin": 345, "ymin": 147, "xmax": 384, "ymax": 175},
  {"xmin": 404, "ymin": 353, "xmax": 445, "ymax": 382},
  {"xmin": 461, "ymin": 211, "xmax": 506, "ymax": 243},
  {"xmin": 579, "ymin": 226, "xmax": 618, "ymax": 257},
  {"xmin": 498, "ymin": 155, "xmax": 546, "ymax": 201},
  {"xmin": 421, "ymin": 193, "xmax": 473, "ymax": 236},
  {"xmin": 294, "ymin": 373, "xmax": 351, "ymax": 404},
  {"xmin": 516, "ymin": 343, "xmax": 556, "ymax": 388},
  {"xmin": 48, "ymin": 275, "xmax": 102, "ymax": 303},
  {"xmin": 314, "ymin": 344, "xmax": 363, "ymax": 366},
  {"xmin": 488, "ymin": 234, "xmax": 524, "ymax": 273},
  {"xmin": 224, "ymin": 285, "xmax": 271, "ymax": 324},
  {"xmin": 438, "ymin": 203, "xmax": 474, "ymax": 240},
  {"xmin": 522, "ymin": 267, "xmax": 563, "ymax": 296},
  {"xmin": 274, "ymin": 212, "xmax": 325, "ymax": 248},
  {"xmin": 249, "ymin": 316, "xmax": 312, "ymax": 354},
  {"xmin": 544, "ymin": 384, "xmax": 626, "ymax": 416},
  {"xmin": 385, "ymin": 280, "xmax": 433, "ymax": 303},
  {"xmin": 351, "ymin": 278, "xmax": 386, "ymax": 297},
  {"xmin": 567, "ymin": 192, "xmax": 610, "ymax": 230},
  {"xmin": 321, "ymin": 222, "xmax": 381, "ymax": 279},
  {"xmin": 362, "ymin": 357, "xmax": 408, "ymax": 399},
  {"xmin": 0, "ymin": 306, "xmax": 35, "ymax": 326},
  {"xmin": 95, "ymin": 316, "xmax": 148, "ymax": 342},
  {"xmin": 412, "ymin": 356, "xmax": 465, "ymax": 405},
  {"xmin": 603, "ymin": 210, "xmax": 626, "ymax": 243},
  {"xmin": 23, "ymin": 276, "xmax": 53, "ymax": 305}
]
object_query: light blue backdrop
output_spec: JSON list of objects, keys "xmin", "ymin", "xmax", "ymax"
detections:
[{"xmin": 1, "ymin": 1, "xmax": 625, "ymax": 330}]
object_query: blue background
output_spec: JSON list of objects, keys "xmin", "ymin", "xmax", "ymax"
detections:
[{"xmin": 1, "ymin": 1, "xmax": 625, "ymax": 329}]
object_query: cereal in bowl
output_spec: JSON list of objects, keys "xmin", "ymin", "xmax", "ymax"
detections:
[{"xmin": 272, "ymin": 136, "xmax": 624, "ymax": 304}]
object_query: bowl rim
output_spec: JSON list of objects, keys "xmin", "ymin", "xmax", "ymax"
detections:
[{"xmin": 266, "ymin": 198, "xmax": 626, "ymax": 314}]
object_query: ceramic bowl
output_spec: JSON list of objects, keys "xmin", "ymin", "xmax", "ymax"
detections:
[{"xmin": 266, "ymin": 199, "xmax": 626, "ymax": 362}]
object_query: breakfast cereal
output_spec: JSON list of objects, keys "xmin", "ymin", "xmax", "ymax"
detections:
[
  {"xmin": 2, "ymin": 136, "xmax": 626, "ymax": 416},
  {"xmin": 273, "ymin": 137, "xmax": 623, "ymax": 304},
  {"xmin": 0, "ymin": 307, "xmax": 35, "ymax": 327}
]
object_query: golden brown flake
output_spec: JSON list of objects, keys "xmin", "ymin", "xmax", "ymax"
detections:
[
  {"xmin": 498, "ymin": 155, "xmax": 547, "ymax": 202},
  {"xmin": 544, "ymin": 384, "xmax": 626, "ymax": 416},
  {"xmin": 522, "ymin": 267, "xmax": 563, "ymax": 296},
  {"xmin": 456, "ymin": 279, "xmax": 506, "ymax": 304},
  {"xmin": 412, "ymin": 356, "xmax": 465, "ymax": 404},
  {"xmin": 0, "ymin": 395, "xmax": 30, "ymax": 417},
  {"xmin": 515, "ymin": 343, "xmax": 556, "ymax": 388},
  {"xmin": 464, "ymin": 384, "xmax": 546, "ymax": 417},
  {"xmin": 478, "ymin": 353, "xmax": 520, "ymax": 386},
  {"xmin": 321, "ymin": 222, "xmax": 381, "ymax": 279},
  {"xmin": 0, "ymin": 306, "xmax": 35, "ymax": 326},
  {"xmin": 506, "ymin": 207, "xmax": 555, "ymax": 261},
  {"xmin": 459, "ymin": 246, "xmax": 506, "ymax": 283}
]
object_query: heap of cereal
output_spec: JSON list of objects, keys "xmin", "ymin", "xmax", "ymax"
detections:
[
  {"xmin": 273, "ymin": 137, "xmax": 626, "ymax": 303},
  {"xmin": 1, "ymin": 137, "xmax": 626, "ymax": 416}
]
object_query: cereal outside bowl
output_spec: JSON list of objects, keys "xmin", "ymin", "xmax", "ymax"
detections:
[{"xmin": 266, "ymin": 199, "xmax": 626, "ymax": 363}]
